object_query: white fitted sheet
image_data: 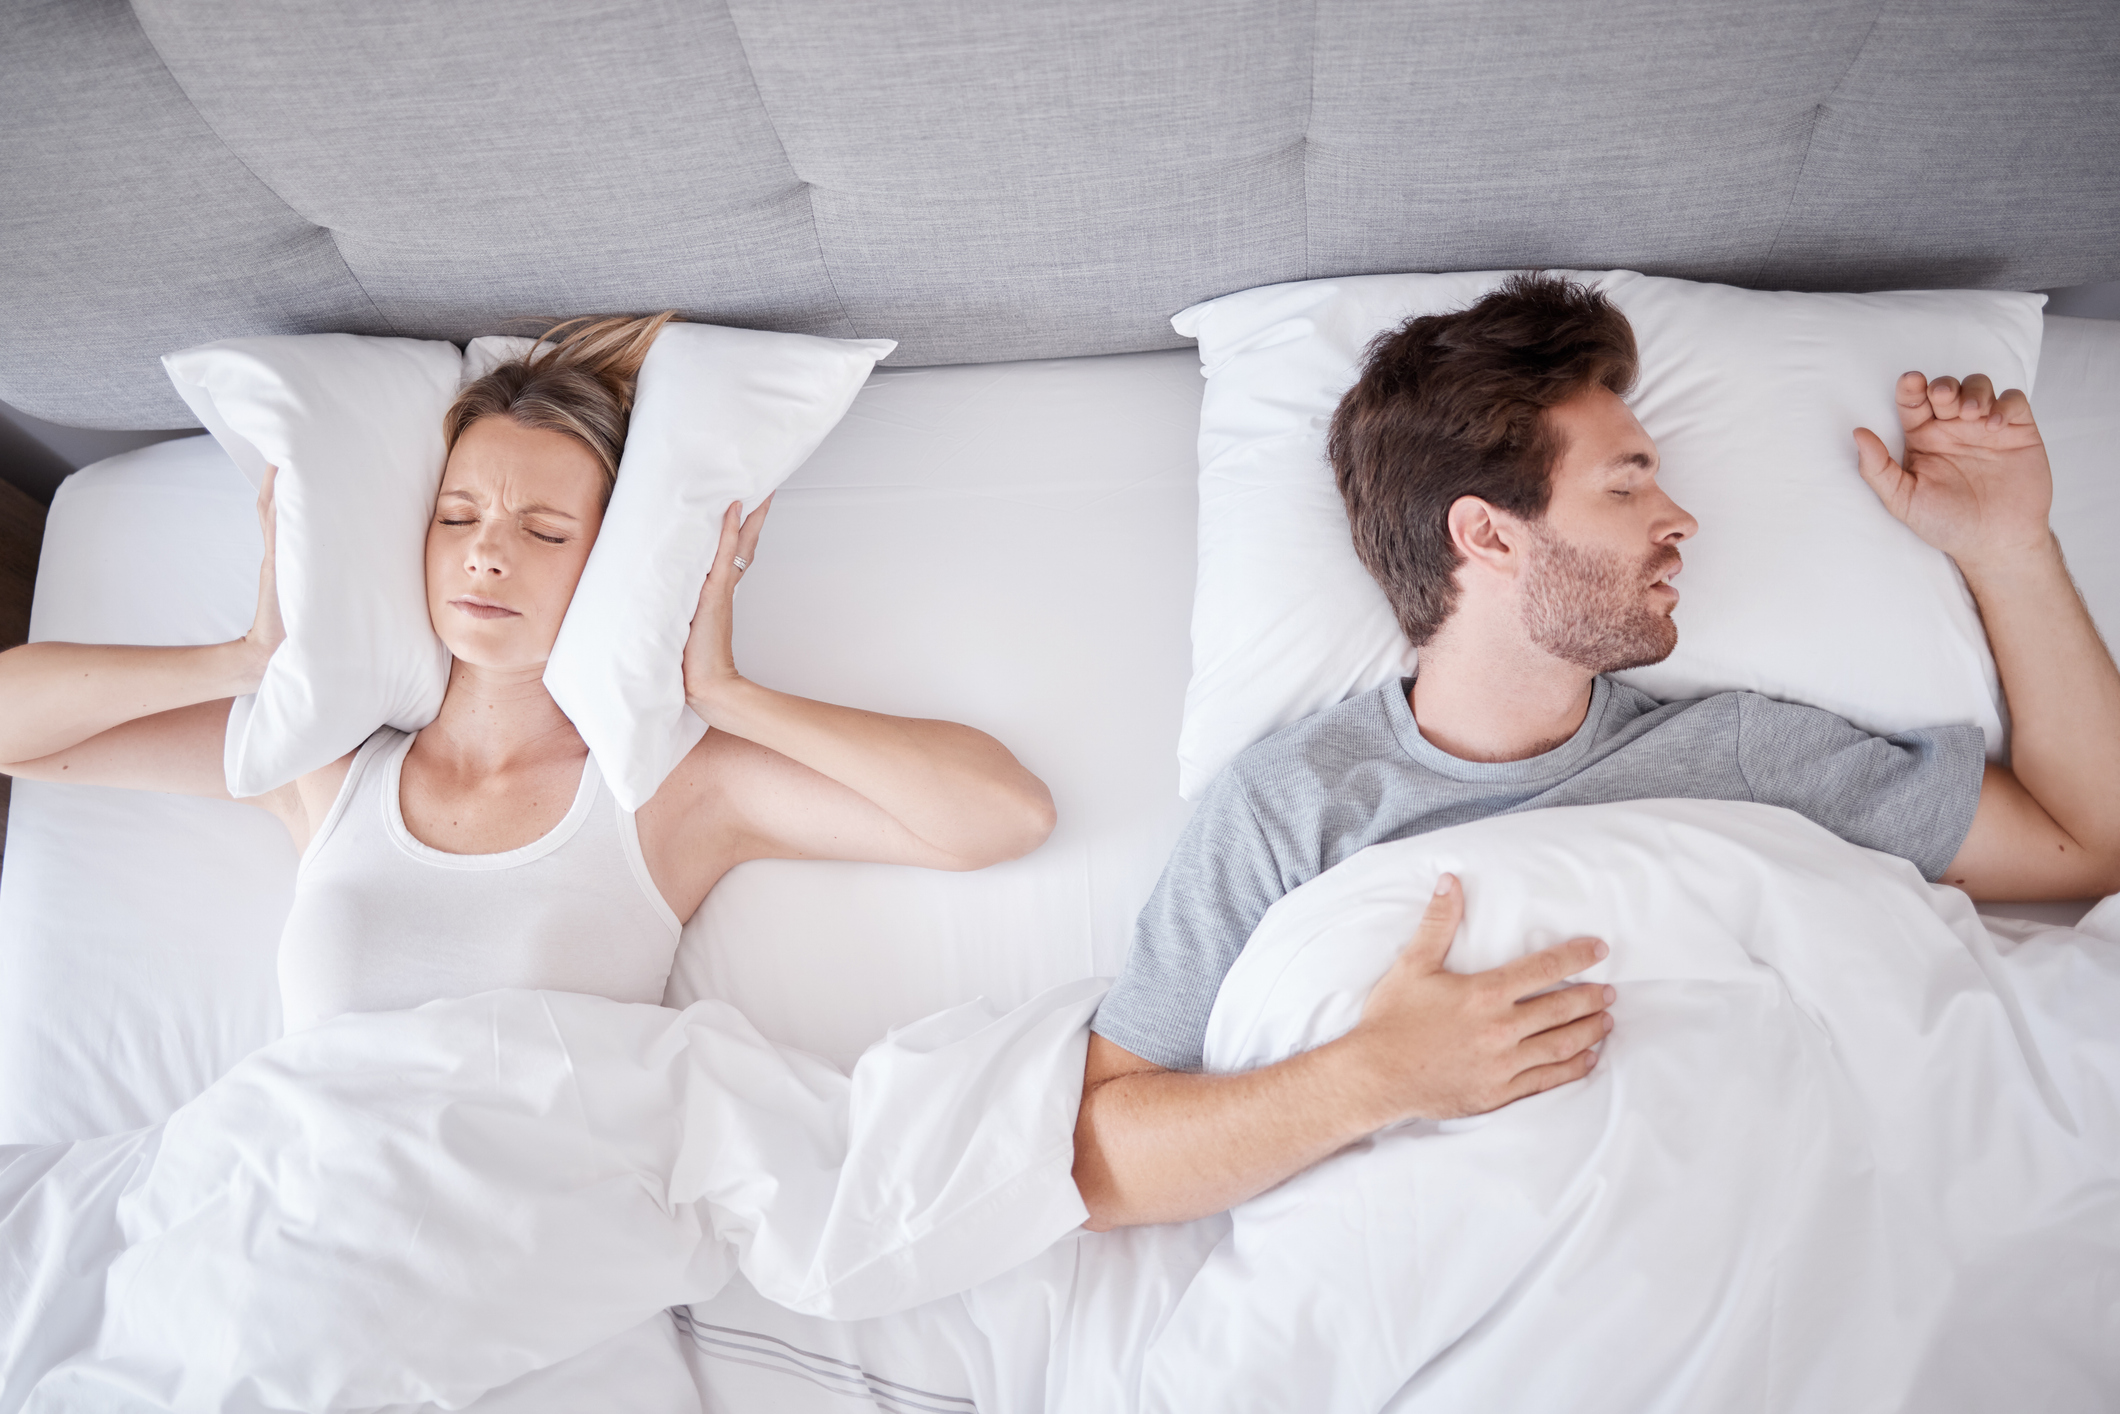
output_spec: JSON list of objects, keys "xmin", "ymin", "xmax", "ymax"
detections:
[{"xmin": 3, "ymin": 319, "xmax": 2118, "ymax": 1141}]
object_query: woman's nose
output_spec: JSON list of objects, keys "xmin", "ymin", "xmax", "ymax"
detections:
[{"xmin": 464, "ymin": 530, "xmax": 509, "ymax": 577}]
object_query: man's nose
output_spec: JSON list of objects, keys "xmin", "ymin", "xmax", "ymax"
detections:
[{"xmin": 1659, "ymin": 493, "xmax": 1699, "ymax": 544}]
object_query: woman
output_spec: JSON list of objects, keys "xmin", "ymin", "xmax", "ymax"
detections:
[{"xmin": 0, "ymin": 315, "xmax": 1056, "ymax": 1031}]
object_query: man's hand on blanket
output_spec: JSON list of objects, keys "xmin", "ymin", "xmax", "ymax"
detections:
[
  {"xmin": 1071, "ymin": 874, "xmax": 1614, "ymax": 1231},
  {"xmin": 1340, "ymin": 873, "xmax": 1613, "ymax": 1125}
]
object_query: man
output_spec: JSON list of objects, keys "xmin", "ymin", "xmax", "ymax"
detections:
[{"xmin": 1074, "ymin": 273, "xmax": 2120, "ymax": 1230}]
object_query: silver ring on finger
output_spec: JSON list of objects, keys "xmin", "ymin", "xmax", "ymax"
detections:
[{"xmin": 732, "ymin": 555, "xmax": 750, "ymax": 572}]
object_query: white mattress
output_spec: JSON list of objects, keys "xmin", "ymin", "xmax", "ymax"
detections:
[{"xmin": 4, "ymin": 318, "xmax": 2119, "ymax": 1144}]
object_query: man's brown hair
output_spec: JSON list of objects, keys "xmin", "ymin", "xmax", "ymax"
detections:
[{"xmin": 1327, "ymin": 274, "xmax": 1640, "ymax": 647}]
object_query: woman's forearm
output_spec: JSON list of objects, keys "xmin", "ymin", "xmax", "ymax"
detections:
[
  {"xmin": 1962, "ymin": 536, "xmax": 2120, "ymax": 859},
  {"xmin": 689, "ymin": 675, "xmax": 1055, "ymax": 863},
  {"xmin": 0, "ymin": 639, "xmax": 267, "ymax": 765}
]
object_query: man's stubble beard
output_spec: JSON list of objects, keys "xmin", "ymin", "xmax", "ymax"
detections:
[{"xmin": 1519, "ymin": 522, "xmax": 1681, "ymax": 674}]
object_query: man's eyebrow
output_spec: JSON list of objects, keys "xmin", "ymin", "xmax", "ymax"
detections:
[{"xmin": 1609, "ymin": 451, "xmax": 1655, "ymax": 471}]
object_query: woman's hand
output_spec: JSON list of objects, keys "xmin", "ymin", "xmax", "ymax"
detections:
[
  {"xmin": 681, "ymin": 495, "xmax": 772, "ymax": 715},
  {"xmin": 238, "ymin": 465, "xmax": 286, "ymax": 691}
]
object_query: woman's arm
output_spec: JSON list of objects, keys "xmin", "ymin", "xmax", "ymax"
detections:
[
  {"xmin": 640, "ymin": 499, "xmax": 1056, "ymax": 918},
  {"xmin": 0, "ymin": 639, "xmax": 268, "ymax": 767},
  {"xmin": 0, "ymin": 468, "xmax": 299, "ymax": 818}
]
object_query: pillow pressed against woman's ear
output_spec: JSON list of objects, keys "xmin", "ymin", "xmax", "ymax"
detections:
[
  {"xmin": 164, "ymin": 334, "xmax": 461, "ymax": 798},
  {"xmin": 544, "ymin": 322, "xmax": 896, "ymax": 811}
]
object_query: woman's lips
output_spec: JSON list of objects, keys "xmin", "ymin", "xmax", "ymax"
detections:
[{"xmin": 450, "ymin": 597, "xmax": 520, "ymax": 620}]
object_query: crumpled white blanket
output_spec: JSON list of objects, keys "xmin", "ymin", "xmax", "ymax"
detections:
[
  {"xmin": 680, "ymin": 799, "xmax": 2120, "ymax": 1414},
  {"xmin": 10, "ymin": 799, "xmax": 2119, "ymax": 1414},
  {"xmin": 1137, "ymin": 799, "xmax": 2120, "ymax": 1412},
  {"xmin": 0, "ymin": 978, "xmax": 1103, "ymax": 1413}
]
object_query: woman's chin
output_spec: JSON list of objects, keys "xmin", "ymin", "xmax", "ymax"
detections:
[{"xmin": 434, "ymin": 629, "xmax": 556, "ymax": 679}]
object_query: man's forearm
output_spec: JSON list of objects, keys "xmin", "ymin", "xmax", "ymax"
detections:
[
  {"xmin": 1962, "ymin": 535, "xmax": 2120, "ymax": 859},
  {"xmin": 1072, "ymin": 1037, "xmax": 1386, "ymax": 1230}
]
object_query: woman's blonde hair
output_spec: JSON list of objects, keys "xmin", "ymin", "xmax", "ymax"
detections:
[{"xmin": 442, "ymin": 312, "xmax": 677, "ymax": 506}]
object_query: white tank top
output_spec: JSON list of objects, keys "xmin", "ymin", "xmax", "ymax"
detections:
[{"xmin": 277, "ymin": 728, "xmax": 683, "ymax": 1033}]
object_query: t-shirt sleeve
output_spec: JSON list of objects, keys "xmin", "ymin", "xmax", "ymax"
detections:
[
  {"xmin": 1732, "ymin": 694, "xmax": 1985, "ymax": 881},
  {"xmin": 1091, "ymin": 765, "xmax": 1290, "ymax": 1072}
]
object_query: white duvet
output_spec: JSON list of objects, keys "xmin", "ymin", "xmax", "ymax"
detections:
[
  {"xmin": 6, "ymin": 800, "xmax": 2118, "ymax": 1413},
  {"xmin": 686, "ymin": 800, "xmax": 2120, "ymax": 1414},
  {"xmin": 0, "ymin": 981, "xmax": 1103, "ymax": 1412}
]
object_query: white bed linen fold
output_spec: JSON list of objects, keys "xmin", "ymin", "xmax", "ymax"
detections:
[
  {"xmin": 676, "ymin": 801, "xmax": 2120, "ymax": 1414},
  {"xmin": 1, "ymin": 981, "xmax": 1102, "ymax": 1413}
]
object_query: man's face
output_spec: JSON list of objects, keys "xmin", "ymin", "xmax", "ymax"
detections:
[{"xmin": 1517, "ymin": 386, "xmax": 1697, "ymax": 674}]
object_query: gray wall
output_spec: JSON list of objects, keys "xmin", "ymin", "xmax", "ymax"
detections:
[
  {"xmin": 6, "ymin": 279, "xmax": 2115, "ymax": 505},
  {"xmin": 8, "ymin": 0, "xmax": 2117, "ymax": 433}
]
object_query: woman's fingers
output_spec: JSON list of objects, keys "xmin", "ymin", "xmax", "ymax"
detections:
[
  {"xmin": 258, "ymin": 465, "xmax": 278, "ymax": 551},
  {"xmin": 707, "ymin": 496, "xmax": 773, "ymax": 590},
  {"xmin": 736, "ymin": 493, "xmax": 773, "ymax": 564}
]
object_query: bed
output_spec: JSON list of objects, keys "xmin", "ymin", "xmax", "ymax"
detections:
[{"xmin": 4, "ymin": 3, "xmax": 2119, "ymax": 1411}]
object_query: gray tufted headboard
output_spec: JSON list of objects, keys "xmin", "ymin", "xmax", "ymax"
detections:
[{"xmin": 4, "ymin": 0, "xmax": 2117, "ymax": 431}]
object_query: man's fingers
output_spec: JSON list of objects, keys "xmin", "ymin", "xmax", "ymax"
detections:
[
  {"xmin": 1927, "ymin": 374, "xmax": 1962, "ymax": 421},
  {"xmin": 1894, "ymin": 370, "xmax": 1934, "ymax": 432},
  {"xmin": 1505, "ymin": 1047, "xmax": 1599, "ymax": 1104},
  {"xmin": 1402, "ymin": 873, "xmax": 1465, "ymax": 971},
  {"xmin": 1492, "ymin": 935, "xmax": 1606, "ymax": 999},
  {"xmin": 1851, "ymin": 426, "xmax": 1905, "ymax": 499},
  {"xmin": 1513, "ymin": 981, "xmax": 1614, "ymax": 1037},
  {"xmin": 1956, "ymin": 373, "xmax": 1995, "ymax": 420},
  {"xmin": 1517, "ymin": 1010, "xmax": 1612, "ymax": 1067},
  {"xmin": 1991, "ymin": 387, "xmax": 2034, "ymax": 429}
]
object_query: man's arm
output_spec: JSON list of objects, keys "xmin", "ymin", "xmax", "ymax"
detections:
[
  {"xmin": 1855, "ymin": 372, "xmax": 2120, "ymax": 899},
  {"xmin": 1074, "ymin": 875, "xmax": 1613, "ymax": 1230}
]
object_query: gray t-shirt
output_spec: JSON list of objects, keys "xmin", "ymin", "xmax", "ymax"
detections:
[{"xmin": 1094, "ymin": 676, "xmax": 1985, "ymax": 1071}]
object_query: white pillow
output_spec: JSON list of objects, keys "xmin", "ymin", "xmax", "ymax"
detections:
[
  {"xmin": 164, "ymin": 335, "xmax": 461, "ymax": 797},
  {"xmin": 542, "ymin": 323, "xmax": 896, "ymax": 810},
  {"xmin": 1170, "ymin": 271, "xmax": 2043, "ymax": 798}
]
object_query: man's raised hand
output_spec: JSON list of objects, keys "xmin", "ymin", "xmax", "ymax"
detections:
[
  {"xmin": 1335, "ymin": 872, "xmax": 1613, "ymax": 1127},
  {"xmin": 1853, "ymin": 372, "xmax": 2053, "ymax": 573}
]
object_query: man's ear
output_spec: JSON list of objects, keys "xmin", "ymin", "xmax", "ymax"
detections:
[{"xmin": 1445, "ymin": 495, "xmax": 1523, "ymax": 580}]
